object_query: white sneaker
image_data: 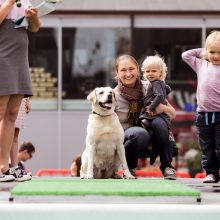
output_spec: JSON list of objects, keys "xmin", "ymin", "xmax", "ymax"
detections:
[
  {"xmin": 0, "ymin": 174, "xmax": 15, "ymax": 182},
  {"xmin": 8, "ymin": 166, "xmax": 32, "ymax": 182},
  {"xmin": 203, "ymin": 174, "xmax": 216, "ymax": 183},
  {"xmin": 163, "ymin": 167, "xmax": 177, "ymax": 180}
]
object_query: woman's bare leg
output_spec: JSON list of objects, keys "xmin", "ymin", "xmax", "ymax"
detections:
[
  {"xmin": 0, "ymin": 95, "xmax": 23, "ymax": 173},
  {"xmin": 0, "ymin": 95, "xmax": 10, "ymax": 172},
  {"xmin": 10, "ymin": 128, "xmax": 20, "ymax": 168}
]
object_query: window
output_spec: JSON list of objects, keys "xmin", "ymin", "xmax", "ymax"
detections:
[
  {"xmin": 28, "ymin": 15, "xmax": 211, "ymax": 112},
  {"xmin": 28, "ymin": 28, "xmax": 58, "ymax": 110},
  {"xmin": 61, "ymin": 16, "xmax": 131, "ymax": 110},
  {"xmin": 133, "ymin": 28, "xmax": 201, "ymax": 111},
  {"xmin": 62, "ymin": 28, "xmax": 130, "ymax": 99}
]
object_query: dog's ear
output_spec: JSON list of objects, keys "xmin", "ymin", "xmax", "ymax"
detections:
[{"xmin": 87, "ymin": 89, "xmax": 97, "ymax": 103}]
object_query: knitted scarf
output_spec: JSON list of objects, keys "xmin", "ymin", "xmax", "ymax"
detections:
[{"xmin": 118, "ymin": 79, "xmax": 143, "ymax": 126}]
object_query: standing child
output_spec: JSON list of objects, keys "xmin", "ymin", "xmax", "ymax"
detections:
[
  {"xmin": 182, "ymin": 30, "xmax": 220, "ymax": 183},
  {"xmin": 137, "ymin": 54, "xmax": 176, "ymax": 167}
]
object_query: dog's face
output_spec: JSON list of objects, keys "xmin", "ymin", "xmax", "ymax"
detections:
[{"xmin": 87, "ymin": 87, "xmax": 115, "ymax": 115}]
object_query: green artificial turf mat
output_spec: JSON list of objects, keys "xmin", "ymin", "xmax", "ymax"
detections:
[{"xmin": 11, "ymin": 178, "xmax": 200, "ymax": 197}]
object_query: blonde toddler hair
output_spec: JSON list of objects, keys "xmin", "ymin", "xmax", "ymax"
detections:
[
  {"xmin": 203, "ymin": 30, "xmax": 220, "ymax": 59},
  {"xmin": 141, "ymin": 54, "xmax": 168, "ymax": 81}
]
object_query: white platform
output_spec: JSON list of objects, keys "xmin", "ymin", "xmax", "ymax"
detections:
[{"xmin": 1, "ymin": 204, "xmax": 220, "ymax": 220}]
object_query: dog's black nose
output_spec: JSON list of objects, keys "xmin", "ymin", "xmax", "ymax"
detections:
[{"xmin": 108, "ymin": 94, "xmax": 112, "ymax": 99}]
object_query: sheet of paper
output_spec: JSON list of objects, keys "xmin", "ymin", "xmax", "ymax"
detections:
[{"xmin": 36, "ymin": 1, "xmax": 56, "ymax": 17}]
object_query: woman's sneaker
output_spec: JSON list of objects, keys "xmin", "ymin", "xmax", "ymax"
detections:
[
  {"xmin": 0, "ymin": 173, "xmax": 15, "ymax": 182},
  {"xmin": 203, "ymin": 174, "xmax": 218, "ymax": 183},
  {"xmin": 129, "ymin": 169, "xmax": 137, "ymax": 179},
  {"xmin": 163, "ymin": 167, "xmax": 177, "ymax": 180},
  {"xmin": 4, "ymin": 166, "xmax": 32, "ymax": 182}
]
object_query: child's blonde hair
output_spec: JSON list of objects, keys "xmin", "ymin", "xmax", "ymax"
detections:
[
  {"xmin": 141, "ymin": 54, "xmax": 167, "ymax": 81},
  {"xmin": 203, "ymin": 30, "xmax": 220, "ymax": 59}
]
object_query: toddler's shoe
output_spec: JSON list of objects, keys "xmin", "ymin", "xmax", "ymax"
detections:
[{"xmin": 141, "ymin": 119, "xmax": 151, "ymax": 130}]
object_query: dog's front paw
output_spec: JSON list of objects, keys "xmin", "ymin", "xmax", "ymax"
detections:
[
  {"xmin": 123, "ymin": 170, "xmax": 136, "ymax": 179},
  {"xmin": 124, "ymin": 174, "xmax": 136, "ymax": 179},
  {"xmin": 80, "ymin": 174, "xmax": 86, "ymax": 179},
  {"xmin": 84, "ymin": 174, "xmax": 94, "ymax": 179}
]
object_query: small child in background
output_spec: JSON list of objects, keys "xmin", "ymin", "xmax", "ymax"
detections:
[
  {"xmin": 17, "ymin": 141, "xmax": 35, "ymax": 176},
  {"xmin": 70, "ymin": 154, "xmax": 81, "ymax": 177},
  {"xmin": 10, "ymin": 98, "xmax": 32, "ymax": 181},
  {"xmin": 182, "ymin": 30, "xmax": 220, "ymax": 183}
]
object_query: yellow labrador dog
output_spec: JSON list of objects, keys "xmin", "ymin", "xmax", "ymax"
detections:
[{"xmin": 80, "ymin": 87, "xmax": 134, "ymax": 179}]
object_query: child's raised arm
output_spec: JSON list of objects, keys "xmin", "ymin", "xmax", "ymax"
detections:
[{"xmin": 181, "ymin": 48, "xmax": 204, "ymax": 72}]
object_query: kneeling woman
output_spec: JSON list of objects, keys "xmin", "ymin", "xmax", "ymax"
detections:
[{"xmin": 113, "ymin": 54, "xmax": 176, "ymax": 180}]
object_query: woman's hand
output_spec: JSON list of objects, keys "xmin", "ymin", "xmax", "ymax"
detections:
[
  {"xmin": 154, "ymin": 101, "xmax": 176, "ymax": 120},
  {"xmin": 25, "ymin": 6, "xmax": 41, "ymax": 32},
  {"xmin": 145, "ymin": 106, "xmax": 155, "ymax": 116},
  {"xmin": 25, "ymin": 7, "xmax": 38, "ymax": 18}
]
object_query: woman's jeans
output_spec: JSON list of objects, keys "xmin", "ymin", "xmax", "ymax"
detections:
[
  {"xmin": 124, "ymin": 117, "xmax": 173, "ymax": 171},
  {"xmin": 196, "ymin": 112, "xmax": 220, "ymax": 180}
]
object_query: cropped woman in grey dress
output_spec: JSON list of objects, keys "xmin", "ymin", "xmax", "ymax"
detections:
[{"xmin": 0, "ymin": 0, "xmax": 40, "ymax": 182}]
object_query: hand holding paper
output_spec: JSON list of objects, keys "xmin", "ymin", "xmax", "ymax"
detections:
[
  {"xmin": 14, "ymin": 0, "xmax": 61, "ymax": 28},
  {"xmin": 25, "ymin": 6, "xmax": 38, "ymax": 18}
]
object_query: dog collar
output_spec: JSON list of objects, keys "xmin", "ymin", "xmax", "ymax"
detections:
[{"xmin": 92, "ymin": 111, "xmax": 111, "ymax": 117}]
